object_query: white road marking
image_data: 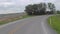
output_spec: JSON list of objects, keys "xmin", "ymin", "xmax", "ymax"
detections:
[{"xmin": 41, "ymin": 22, "xmax": 48, "ymax": 34}]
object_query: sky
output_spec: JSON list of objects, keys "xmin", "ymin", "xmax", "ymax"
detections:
[{"xmin": 0, "ymin": 0, "xmax": 60, "ymax": 14}]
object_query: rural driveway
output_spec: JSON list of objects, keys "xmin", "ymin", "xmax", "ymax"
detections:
[{"xmin": 0, "ymin": 15, "xmax": 57, "ymax": 34}]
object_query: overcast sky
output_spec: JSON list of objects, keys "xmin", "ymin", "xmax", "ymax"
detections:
[{"xmin": 0, "ymin": 0, "xmax": 60, "ymax": 14}]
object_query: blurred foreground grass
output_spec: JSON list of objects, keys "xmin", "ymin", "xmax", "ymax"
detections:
[{"xmin": 48, "ymin": 15, "xmax": 60, "ymax": 34}]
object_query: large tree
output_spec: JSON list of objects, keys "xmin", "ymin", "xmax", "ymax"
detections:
[
  {"xmin": 25, "ymin": 5, "xmax": 33, "ymax": 15},
  {"xmin": 25, "ymin": 3, "xmax": 55, "ymax": 15},
  {"xmin": 39, "ymin": 3, "xmax": 46, "ymax": 14},
  {"xmin": 25, "ymin": 3, "xmax": 47, "ymax": 15},
  {"xmin": 48, "ymin": 3, "xmax": 55, "ymax": 14}
]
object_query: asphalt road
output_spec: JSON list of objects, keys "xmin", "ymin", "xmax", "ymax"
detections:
[{"xmin": 0, "ymin": 15, "xmax": 57, "ymax": 34}]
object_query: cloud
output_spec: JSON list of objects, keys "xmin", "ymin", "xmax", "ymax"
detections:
[
  {"xmin": 0, "ymin": 0, "xmax": 60, "ymax": 14},
  {"xmin": 0, "ymin": 2, "xmax": 15, "ymax": 5},
  {"xmin": 0, "ymin": 0, "xmax": 15, "ymax": 5},
  {"xmin": 0, "ymin": 2, "xmax": 15, "ymax": 8}
]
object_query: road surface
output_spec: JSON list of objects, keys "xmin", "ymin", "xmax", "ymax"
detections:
[{"xmin": 0, "ymin": 15, "xmax": 57, "ymax": 34}]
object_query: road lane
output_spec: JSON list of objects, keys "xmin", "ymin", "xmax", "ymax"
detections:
[{"xmin": 0, "ymin": 15, "xmax": 57, "ymax": 34}]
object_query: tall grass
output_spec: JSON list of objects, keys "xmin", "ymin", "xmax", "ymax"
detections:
[
  {"xmin": 0, "ymin": 15, "xmax": 31, "ymax": 25},
  {"xmin": 48, "ymin": 15, "xmax": 60, "ymax": 34}
]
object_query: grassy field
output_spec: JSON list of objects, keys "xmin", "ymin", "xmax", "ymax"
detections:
[
  {"xmin": 48, "ymin": 15, "xmax": 60, "ymax": 34},
  {"xmin": 0, "ymin": 15, "xmax": 31, "ymax": 25}
]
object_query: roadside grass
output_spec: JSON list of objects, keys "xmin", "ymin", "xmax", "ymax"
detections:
[
  {"xmin": 48, "ymin": 15, "xmax": 60, "ymax": 34},
  {"xmin": 0, "ymin": 15, "xmax": 31, "ymax": 25}
]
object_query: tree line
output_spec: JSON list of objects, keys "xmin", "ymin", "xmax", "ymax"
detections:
[{"xmin": 25, "ymin": 3, "xmax": 56, "ymax": 15}]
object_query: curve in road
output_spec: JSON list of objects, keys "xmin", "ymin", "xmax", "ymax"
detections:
[{"xmin": 0, "ymin": 15, "xmax": 57, "ymax": 34}]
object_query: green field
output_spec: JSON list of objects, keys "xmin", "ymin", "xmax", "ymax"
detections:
[
  {"xmin": 0, "ymin": 15, "xmax": 31, "ymax": 25},
  {"xmin": 48, "ymin": 15, "xmax": 60, "ymax": 34}
]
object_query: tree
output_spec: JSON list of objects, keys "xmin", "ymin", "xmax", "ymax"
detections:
[
  {"xmin": 37, "ymin": 3, "xmax": 47, "ymax": 15},
  {"xmin": 25, "ymin": 3, "xmax": 47, "ymax": 15},
  {"xmin": 25, "ymin": 4, "xmax": 38, "ymax": 15},
  {"xmin": 25, "ymin": 5, "xmax": 33, "ymax": 15},
  {"xmin": 57, "ymin": 10, "xmax": 60, "ymax": 14},
  {"xmin": 48, "ymin": 3, "xmax": 56, "ymax": 14},
  {"xmin": 25, "ymin": 3, "xmax": 55, "ymax": 15}
]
